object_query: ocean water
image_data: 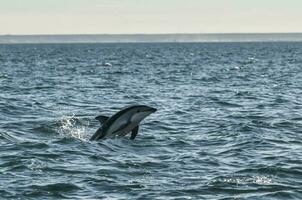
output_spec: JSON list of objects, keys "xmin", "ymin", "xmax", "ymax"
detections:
[{"xmin": 0, "ymin": 42, "xmax": 301, "ymax": 199}]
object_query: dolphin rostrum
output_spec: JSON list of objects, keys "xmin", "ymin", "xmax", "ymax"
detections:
[{"xmin": 90, "ymin": 105, "xmax": 157, "ymax": 141}]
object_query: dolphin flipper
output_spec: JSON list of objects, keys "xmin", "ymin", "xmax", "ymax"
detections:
[
  {"xmin": 130, "ymin": 126, "xmax": 139, "ymax": 140},
  {"xmin": 95, "ymin": 115, "xmax": 109, "ymax": 125}
]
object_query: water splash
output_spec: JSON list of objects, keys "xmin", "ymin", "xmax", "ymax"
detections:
[
  {"xmin": 57, "ymin": 115, "xmax": 88, "ymax": 141},
  {"xmin": 218, "ymin": 175, "xmax": 273, "ymax": 185},
  {"xmin": 26, "ymin": 158, "xmax": 45, "ymax": 172}
]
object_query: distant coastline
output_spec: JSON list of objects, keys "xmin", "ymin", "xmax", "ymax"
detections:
[{"xmin": 1, "ymin": 33, "xmax": 302, "ymax": 44}]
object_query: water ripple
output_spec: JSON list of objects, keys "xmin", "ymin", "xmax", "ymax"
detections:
[{"xmin": 0, "ymin": 43, "xmax": 301, "ymax": 199}]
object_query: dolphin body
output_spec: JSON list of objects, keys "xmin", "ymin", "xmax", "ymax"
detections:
[{"xmin": 90, "ymin": 105, "xmax": 156, "ymax": 141}]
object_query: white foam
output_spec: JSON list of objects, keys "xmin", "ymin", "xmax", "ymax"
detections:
[{"xmin": 57, "ymin": 114, "xmax": 88, "ymax": 141}]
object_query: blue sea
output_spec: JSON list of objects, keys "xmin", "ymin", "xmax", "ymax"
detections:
[{"xmin": 0, "ymin": 42, "xmax": 301, "ymax": 199}]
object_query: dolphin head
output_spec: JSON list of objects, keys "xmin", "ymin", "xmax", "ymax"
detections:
[{"xmin": 129, "ymin": 105, "xmax": 157, "ymax": 123}]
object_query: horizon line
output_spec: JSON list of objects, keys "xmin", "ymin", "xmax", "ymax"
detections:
[
  {"xmin": 1, "ymin": 32, "xmax": 302, "ymax": 36},
  {"xmin": 2, "ymin": 32, "xmax": 302, "ymax": 44}
]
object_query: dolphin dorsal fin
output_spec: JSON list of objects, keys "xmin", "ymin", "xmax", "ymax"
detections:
[
  {"xmin": 130, "ymin": 126, "xmax": 139, "ymax": 140},
  {"xmin": 95, "ymin": 115, "xmax": 109, "ymax": 125}
]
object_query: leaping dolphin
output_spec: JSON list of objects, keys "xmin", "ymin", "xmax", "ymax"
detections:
[{"xmin": 90, "ymin": 105, "xmax": 157, "ymax": 141}]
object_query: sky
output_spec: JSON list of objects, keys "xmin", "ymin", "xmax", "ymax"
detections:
[{"xmin": 0, "ymin": 0, "xmax": 302, "ymax": 35}]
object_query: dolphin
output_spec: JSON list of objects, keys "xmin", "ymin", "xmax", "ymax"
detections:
[{"xmin": 90, "ymin": 105, "xmax": 156, "ymax": 141}]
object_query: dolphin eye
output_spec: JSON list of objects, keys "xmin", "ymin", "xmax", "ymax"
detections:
[{"xmin": 136, "ymin": 110, "xmax": 140, "ymax": 113}]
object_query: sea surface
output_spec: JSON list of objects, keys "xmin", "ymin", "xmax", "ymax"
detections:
[{"xmin": 0, "ymin": 42, "xmax": 301, "ymax": 199}]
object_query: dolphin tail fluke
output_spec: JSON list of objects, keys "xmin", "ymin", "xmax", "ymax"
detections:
[{"xmin": 130, "ymin": 126, "xmax": 139, "ymax": 140}]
